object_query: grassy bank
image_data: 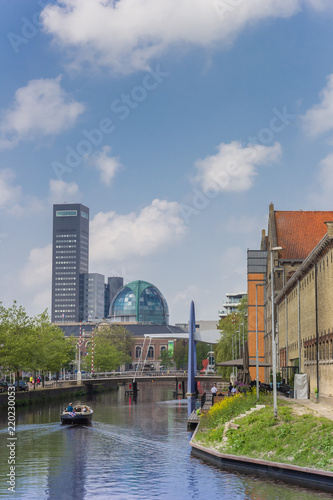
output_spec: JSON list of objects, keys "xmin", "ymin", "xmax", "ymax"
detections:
[{"xmin": 194, "ymin": 390, "xmax": 333, "ymax": 472}]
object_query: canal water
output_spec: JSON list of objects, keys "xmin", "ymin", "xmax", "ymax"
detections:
[{"xmin": 0, "ymin": 384, "xmax": 332, "ymax": 500}]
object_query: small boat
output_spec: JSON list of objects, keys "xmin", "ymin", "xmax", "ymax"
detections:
[{"xmin": 61, "ymin": 404, "xmax": 93, "ymax": 425}]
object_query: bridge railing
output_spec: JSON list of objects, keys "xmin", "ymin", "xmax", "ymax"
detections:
[{"xmin": 89, "ymin": 370, "xmax": 189, "ymax": 378}]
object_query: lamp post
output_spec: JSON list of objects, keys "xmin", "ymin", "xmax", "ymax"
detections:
[
  {"xmin": 271, "ymin": 246, "xmax": 283, "ymax": 417},
  {"xmin": 256, "ymin": 282, "xmax": 265, "ymax": 401},
  {"xmin": 238, "ymin": 326, "xmax": 241, "ymax": 358},
  {"xmin": 77, "ymin": 322, "xmax": 82, "ymax": 384}
]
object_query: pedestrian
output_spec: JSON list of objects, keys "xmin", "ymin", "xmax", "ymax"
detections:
[
  {"xmin": 211, "ymin": 383, "xmax": 217, "ymax": 404},
  {"xmin": 228, "ymin": 382, "xmax": 233, "ymax": 396}
]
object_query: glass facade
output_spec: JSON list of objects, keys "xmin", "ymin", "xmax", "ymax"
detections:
[
  {"xmin": 112, "ymin": 287, "xmax": 137, "ymax": 318},
  {"xmin": 110, "ymin": 280, "xmax": 169, "ymax": 325},
  {"xmin": 138, "ymin": 286, "xmax": 168, "ymax": 324}
]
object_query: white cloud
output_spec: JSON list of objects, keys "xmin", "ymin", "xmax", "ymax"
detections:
[
  {"xmin": 309, "ymin": 153, "xmax": 333, "ymax": 208},
  {"xmin": 303, "ymin": 74, "xmax": 333, "ymax": 137},
  {"xmin": 21, "ymin": 244, "xmax": 52, "ymax": 291},
  {"xmin": 49, "ymin": 179, "xmax": 80, "ymax": 203},
  {"xmin": 194, "ymin": 141, "xmax": 281, "ymax": 193},
  {"xmin": 0, "ymin": 169, "xmax": 22, "ymax": 210},
  {"xmin": 0, "ymin": 168, "xmax": 45, "ymax": 216},
  {"xmin": 304, "ymin": 0, "xmax": 333, "ymax": 11},
  {"xmin": 0, "ymin": 76, "xmax": 84, "ymax": 149},
  {"xmin": 20, "ymin": 244, "xmax": 52, "ymax": 313},
  {"xmin": 40, "ymin": 0, "xmax": 328, "ymax": 74},
  {"xmin": 89, "ymin": 146, "xmax": 121, "ymax": 186},
  {"xmin": 90, "ymin": 199, "xmax": 187, "ymax": 263}
]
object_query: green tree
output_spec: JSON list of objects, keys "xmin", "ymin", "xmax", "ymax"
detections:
[
  {"xmin": 29, "ymin": 311, "xmax": 75, "ymax": 385},
  {"xmin": 173, "ymin": 340, "xmax": 188, "ymax": 370},
  {"xmin": 215, "ymin": 297, "xmax": 248, "ymax": 379},
  {"xmin": 83, "ymin": 324, "xmax": 132, "ymax": 372},
  {"xmin": 0, "ymin": 303, "xmax": 75, "ymax": 386},
  {"xmin": 196, "ymin": 342, "xmax": 211, "ymax": 371},
  {"xmin": 0, "ymin": 301, "xmax": 35, "ymax": 384},
  {"xmin": 159, "ymin": 349, "xmax": 174, "ymax": 369}
]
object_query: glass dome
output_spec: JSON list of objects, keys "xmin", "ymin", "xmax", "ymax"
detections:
[{"xmin": 110, "ymin": 280, "xmax": 169, "ymax": 325}]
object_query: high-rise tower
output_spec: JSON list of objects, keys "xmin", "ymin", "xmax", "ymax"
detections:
[{"xmin": 51, "ymin": 203, "xmax": 89, "ymax": 322}]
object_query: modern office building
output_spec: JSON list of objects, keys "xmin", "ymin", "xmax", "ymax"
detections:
[
  {"xmin": 104, "ymin": 277, "xmax": 124, "ymax": 318},
  {"xmin": 82, "ymin": 273, "xmax": 105, "ymax": 320},
  {"xmin": 51, "ymin": 203, "xmax": 89, "ymax": 322}
]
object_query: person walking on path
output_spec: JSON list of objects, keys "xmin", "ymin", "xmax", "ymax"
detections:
[{"xmin": 211, "ymin": 384, "xmax": 217, "ymax": 405}]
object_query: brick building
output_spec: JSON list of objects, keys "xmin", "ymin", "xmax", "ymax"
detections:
[
  {"xmin": 259, "ymin": 204, "xmax": 333, "ymax": 399},
  {"xmin": 275, "ymin": 222, "xmax": 333, "ymax": 401}
]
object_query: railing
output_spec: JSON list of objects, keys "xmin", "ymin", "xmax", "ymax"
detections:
[{"xmin": 89, "ymin": 370, "xmax": 189, "ymax": 379}]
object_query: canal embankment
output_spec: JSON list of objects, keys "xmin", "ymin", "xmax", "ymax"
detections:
[
  {"xmin": 190, "ymin": 392, "xmax": 333, "ymax": 493},
  {"xmin": 0, "ymin": 378, "xmax": 120, "ymax": 407}
]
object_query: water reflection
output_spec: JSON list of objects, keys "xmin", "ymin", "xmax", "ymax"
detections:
[{"xmin": 0, "ymin": 385, "xmax": 332, "ymax": 499}]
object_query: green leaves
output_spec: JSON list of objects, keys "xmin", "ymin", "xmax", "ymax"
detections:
[
  {"xmin": 0, "ymin": 302, "xmax": 75, "ymax": 374},
  {"xmin": 83, "ymin": 324, "xmax": 132, "ymax": 372},
  {"xmin": 159, "ymin": 349, "xmax": 174, "ymax": 369},
  {"xmin": 173, "ymin": 340, "xmax": 188, "ymax": 370},
  {"xmin": 215, "ymin": 297, "xmax": 248, "ymax": 378}
]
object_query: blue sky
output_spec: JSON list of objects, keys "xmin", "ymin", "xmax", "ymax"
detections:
[{"xmin": 1, "ymin": 0, "xmax": 333, "ymax": 324}]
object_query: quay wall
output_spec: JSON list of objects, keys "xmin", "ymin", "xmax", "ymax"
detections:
[{"xmin": 190, "ymin": 426, "xmax": 333, "ymax": 494}]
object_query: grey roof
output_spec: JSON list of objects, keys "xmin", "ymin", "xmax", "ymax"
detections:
[
  {"xmin": 124, "ymin": 324, "xmax": 187, "ymax": 336},
  {"xmin": 54, "ymin": 322, "xmax": 186, "ymax": 337}
]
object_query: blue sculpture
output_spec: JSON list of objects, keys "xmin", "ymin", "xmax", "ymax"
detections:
[{"xmin": 187, "ymin": 301, "xmax": 197, "ymax": 395}]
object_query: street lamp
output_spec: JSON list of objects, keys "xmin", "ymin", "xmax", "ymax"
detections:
[
  {"xmin": 271, "ymin": 246, "xmax": 283, "ymax": 417},
  {"xmin": 256, "ymin": 282, "xmax": 265, "ymax": 402}
]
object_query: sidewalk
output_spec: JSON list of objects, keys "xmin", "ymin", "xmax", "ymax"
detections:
[{"xmin": 280, "ymin": 395, "xmax": 333, "ymax": 421}]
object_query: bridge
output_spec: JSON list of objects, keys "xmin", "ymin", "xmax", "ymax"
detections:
[
  {"xmin": 81, "ymin": 372, "xmax": 223, "ymax": 399},
  {"xmin": 81, "ymin": 373, "xmax": 222, "ymax": 385},
  {"xmin": 73, "ymin": 301, "xmax": 220, "ymax": 396},
  {"xmin": 81, "ymin": 302, "xmax": 221, "ymax": 396},
  {"xmin": 132, "ymin": 301, "xmax": 220, "ymax": 395}
]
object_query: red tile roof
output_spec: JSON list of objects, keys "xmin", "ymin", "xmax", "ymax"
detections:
[{"xmin": 275, "ymin": 211, "xmax": 333, "ymax": 260}]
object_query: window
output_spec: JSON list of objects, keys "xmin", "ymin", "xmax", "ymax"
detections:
[
  {"xmin": 81, "ymin": 211, "xmax": 89, "ymax": 219},
  {"xmin": 56, "ymin": 210, "xmax": 77, "ymax": 217},
  {"xmin": 148, "ymin": 346, "xmax": 154, "ymax": 359},
  {"xmin": 135, "ymin": 346, "xmax": 142, "ymax": 358}
]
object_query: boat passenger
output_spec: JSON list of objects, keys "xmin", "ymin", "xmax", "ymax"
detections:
[{"xmin": 67, "ymin": 403, "xmax": 74, "ymax": 412}]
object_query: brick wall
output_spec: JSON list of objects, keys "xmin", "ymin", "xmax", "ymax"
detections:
[{"xmin": 277, "ymin": 243, "xmax": 333, "ymax": 398}]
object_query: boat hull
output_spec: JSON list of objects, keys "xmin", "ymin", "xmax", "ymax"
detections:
[{"xmin": 60, "ymin": 411, "xmax": 93, "ymax": 425}]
